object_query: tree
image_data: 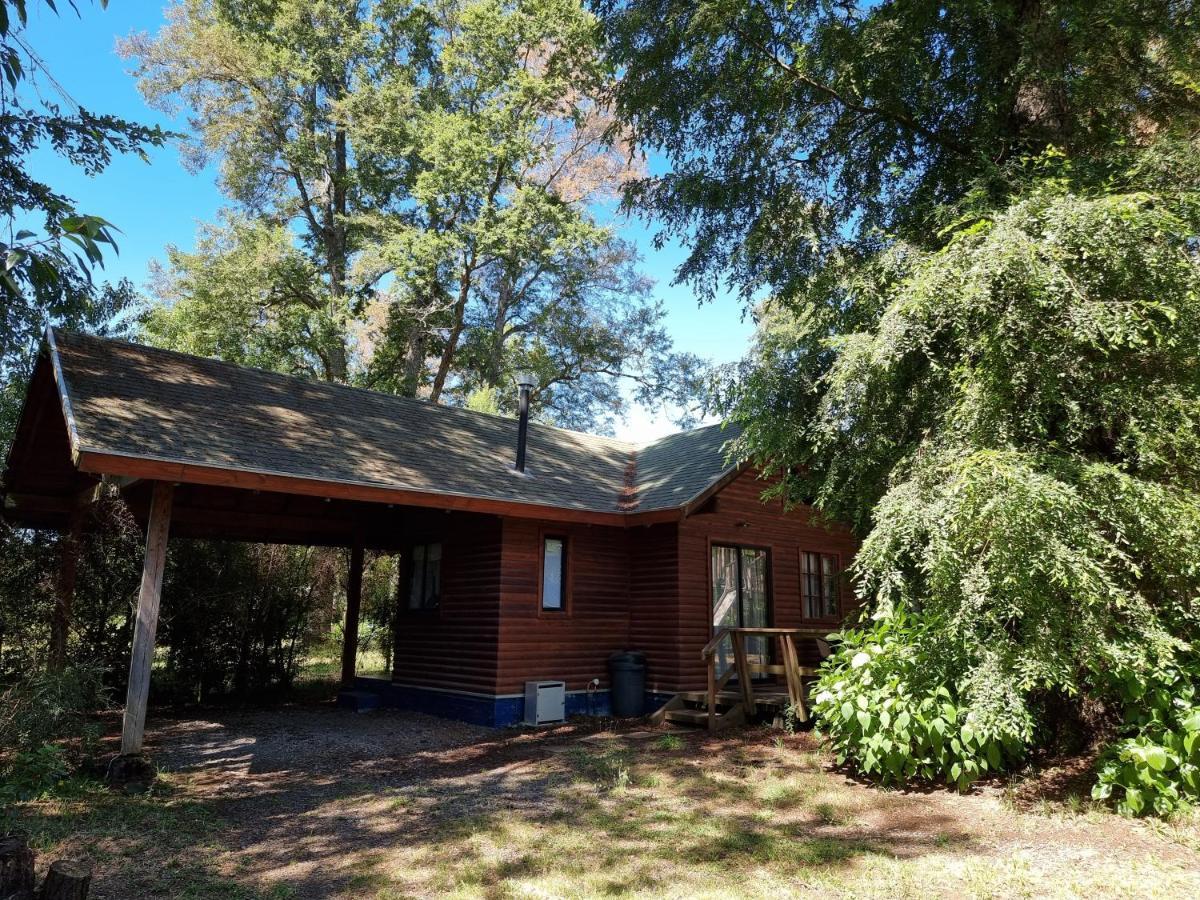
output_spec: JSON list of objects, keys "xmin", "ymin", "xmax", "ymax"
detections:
[
  {"xmin": 601, "ymin": 0, "xmax": 1200, "ymax": 789},
  {"xmin": 598, "ymin": 0, "xmax": 1200, "ymax": 302},
  {"xmin": 127, "ymin": 0, "xmax": 705, "ymax": 432},
  {"xmin": 0, "ymin": 0, "xmax": 166, "ymax": 451}
]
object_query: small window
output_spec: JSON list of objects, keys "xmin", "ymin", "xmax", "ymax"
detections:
[
  {"xmin": 801, "ymin": 551, "xmax": 840, "ymax": 619},
  {"xmin": 407, "ymin": 542, "xmax": 442, "ymax": 610},
  {"xmin": 542, "ymin": 537, "xmax": 566, "ymax": 611}
]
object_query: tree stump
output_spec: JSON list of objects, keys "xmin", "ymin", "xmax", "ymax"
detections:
[
  {"xmin": 104, "ymin": 753, "xmax": 156, "ymax": 794},
  {"xmin": 0, "ymin": 832, "xmax": 35, "ymax": 900},
  {"xmin": 38, "ymin": 860, "xmax": 90, "ymax": 900}
]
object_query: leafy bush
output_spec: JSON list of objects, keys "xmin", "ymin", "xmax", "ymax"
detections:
[
  {"xmin": 813, "ymin": 610, "xmax": 1022, "ymax": 790},
  {"xmin": 0, "ymin": 664, "xmax": 108, "ymax": 760},
  {"xmin": 1093, "ymin": 664, "xmax": 1200, "ymax": 817},
  {"xmin": 0, "ymin": 666, "xmax": 107, "ymax": 801},
  {"xmin": 0, "ymin": 743, "xmax": 73, "ymax": 802}
]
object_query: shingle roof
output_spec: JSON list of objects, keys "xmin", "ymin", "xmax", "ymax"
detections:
[{"xmin": 47, "ymin": 329, "xmax": 741, "ymax": 516}]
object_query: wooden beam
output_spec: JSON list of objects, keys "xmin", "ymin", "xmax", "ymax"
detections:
[
  {"xmin": 341, "ymin": 541, "xmax": 365, "ymax": 687},
  {"xmin": 120, "ymin": 481, "xmax": 173, "ymax": 757},
  {"xmin": 76, "ymin": 450, "xmax": 634, "ymax": 527}
]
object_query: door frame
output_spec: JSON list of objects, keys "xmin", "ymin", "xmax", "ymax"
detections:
[{"xmin": 707, "ymin": 541, "xmax": 775, "ymax": 672}]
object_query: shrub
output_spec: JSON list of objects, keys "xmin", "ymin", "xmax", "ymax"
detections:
[
  {"xmin": 1093, "ymin": 662, "xmax": 1200, "ymax": 817},
  {"xmin": 0, "ymin": 743, "xmax": 73, "ymax": 802},
  {"xmin": 0, "ymin": 665, "xmax": 108, "ymax": 801},
  {"xmin": 0, "ymin": 664, "xmax": 108, "ymax": 760},
  {"xmin": 812, "ymin": 610, "xmax": 1023, "ymax": 790}
]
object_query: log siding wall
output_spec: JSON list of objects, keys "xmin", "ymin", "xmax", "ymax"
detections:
[
  {"xmin": 392, "ymin": 509, "xmax": 503, "ymax": 695},
  {"xmin": 496, "ymin": 519, "xmax": 632, "ymax": 694},
  {"xmin": 392, "ymin": 468, "xmax": 858, "ymax": 706}
]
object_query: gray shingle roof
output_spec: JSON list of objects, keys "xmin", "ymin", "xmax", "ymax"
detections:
[{"xmin": 49, "ymin": 330, "xmax": 740, "ymax": 516}]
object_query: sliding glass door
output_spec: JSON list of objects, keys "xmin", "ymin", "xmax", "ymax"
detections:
[{"xmin": 710, "ymin": 545, "xmax": 771, "ymax": 677}]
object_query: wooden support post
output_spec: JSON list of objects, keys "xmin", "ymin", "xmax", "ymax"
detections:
[
  {"xmin": 706, "ymin": 655, "xmax": 718, "ymax": 732},
  {"xmin": 733, "ymin": 632, "xmax": 755, "ymax": 716},
  {"xmin": 120, "ymin": 481, "xmax": 173, "ymax": 757},
  {"xmin": 48, "ymin": 505, "xmax": 85, "ymax": 672},
  {"xmin": 340, "ymin": 541, "xmax": 365, "ymax": 687}
]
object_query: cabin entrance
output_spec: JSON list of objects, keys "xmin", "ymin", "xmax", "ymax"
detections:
[{"xmin": 709, "ymin": 544, "xmax": 771, "ymax": 677}]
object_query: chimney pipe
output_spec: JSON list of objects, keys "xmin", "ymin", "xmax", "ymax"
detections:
[{"xmin": 515, "ymin": 372, "xmax": 536, "ymax": 473}]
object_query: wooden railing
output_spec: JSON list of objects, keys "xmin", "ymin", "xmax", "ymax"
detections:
[{"xmin": 699, "ymin": 627, "xmax": 831, "ymax": 730}]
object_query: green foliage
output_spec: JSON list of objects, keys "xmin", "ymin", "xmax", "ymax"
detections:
[
  {"xmin": 0, "ymin": 743, "xmax": 72, "ymax": 802},
  {"xmin": 157, "ymin": 541, "xmax": 340, "ymax": 701},
  {"xmin": 599, "ymin": 0, "xmax": 1200, "ymax": 303},
  {"xmin": 0, "ymin": 664, "xmax": 108, "ymax": 800},
  {"xmin": 464, "ymin": 385, "xmax": 501, "ymax": 416},
  {"xmin": 1, "ymin": 0, "xmax": 167, "ymax": 449},
  {"xmin": 0, "ymin": 663, "xmax": 107, "ymax": 756},
  {"xmin": 813, "ymin": 611, "xmax": 1021, "ymax": 790},
  {"xmin": 127, "ymin": 0, "xmax": 705, "ymax": 430},
  {"xmin": 728, "ymin": 170, "xmax": 1200, "ymax": 804},
  {"xmin": 0, "ymin": 495, "xmax": 143, "ymax": 680},
  {"xmin": 654, "ymin": 733, "xmax": 682, "ymax": 751},
  {"xmin": 1094, "ymin": 662, "xmax": 1200, "ymax": 817}
]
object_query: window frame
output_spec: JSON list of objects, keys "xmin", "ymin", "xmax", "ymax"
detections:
[
  {"xmin": 538, "ymin": 531, "xmax": 570, "ymax": 614},
  {"xmin": 799, "ymin": 549, "xmax": 842, "ymax": 622},
  {"xmin": 405, "ymin": 540, "xmax": 443, "ymax": 612}
]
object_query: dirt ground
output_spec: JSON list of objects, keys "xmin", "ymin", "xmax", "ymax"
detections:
[{"xmin": 13, "ymin": 705, "xmax": 1200, "ymax": 899}]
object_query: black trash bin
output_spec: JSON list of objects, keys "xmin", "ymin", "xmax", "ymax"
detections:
[{"xmin": 608, "ymin": 650, "xmax": 646, "ymax": 717}]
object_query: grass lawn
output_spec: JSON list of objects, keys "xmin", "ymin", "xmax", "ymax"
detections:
[{"xmin": 4, "ymin": 706, "xmax": 1199, "ymax": 899}]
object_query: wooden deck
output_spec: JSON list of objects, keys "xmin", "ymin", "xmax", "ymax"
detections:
[{"xmin": 652, "ymin": 627, "xmax": 834, "ymax": 731}]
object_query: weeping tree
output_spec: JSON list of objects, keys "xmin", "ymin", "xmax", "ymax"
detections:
[{"xmin": 600, "ymin": 0, "xmax": 1200, "ymax": 802}]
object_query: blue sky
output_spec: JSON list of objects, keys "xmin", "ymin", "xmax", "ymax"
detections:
[{"xmin": 20, "ymin": 1, "xmax": 755, "ymax": 441}]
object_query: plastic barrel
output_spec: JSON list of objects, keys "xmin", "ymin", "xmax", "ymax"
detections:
[{"xmin": 608, "ymin": 650, "xmax": 647, "ymax": 717}]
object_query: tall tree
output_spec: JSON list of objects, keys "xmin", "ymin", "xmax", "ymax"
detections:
[
  {"xmin": 122, "ymin": 0, "xmax": 378, "ymax": 382},
  {"xmin": 601, "ymin": 0, "xmax": 1200, "ymax": 780},
  {"xmin": 127, "ymin": 0, "xmax": 704, "ymax": 431},
  {"xmin": 599, "ymin": 0, "xmax": 1199, "ymax": 302},
  {"xmin": 1, "ymin": 0, "xmax": 165, "ymax": 448}
]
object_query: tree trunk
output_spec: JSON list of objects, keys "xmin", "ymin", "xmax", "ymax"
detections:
[
  {"xmin": 340, "ymin": 542, "xmax": 364, "ymax": 687},
  {"xmin": 485, "ymin": 275, "xmax": 514, "ymax": 386},
  {"xmin": 48, "ymin": 506, "xmax": 85, "ymax": 673},
  {"xmin": 0, "ymin": 833, "xmax": 35, "ymax": 900},
  {"xmin": 428, "ymin": 259, "xmax": 474, "ymax": 403},
  {"xmin": 38, "ymin": 859, "xmax": 91, "ymax": 900},
  {"xmin": 322, "ymin": 61, "xmax": 351, "ymax": 384},
  {"xmin": 399, "ymin": 327, "xmax": 427, "ymax": 398}
]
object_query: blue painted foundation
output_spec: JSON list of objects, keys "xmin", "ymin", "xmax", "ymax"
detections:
[{"xmin": 349, "ymin": 677, "xmax": 661, "ymax": 727}]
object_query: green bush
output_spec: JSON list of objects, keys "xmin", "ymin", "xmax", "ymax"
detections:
[
  {"xmin": 812, "ymin": 610, "xmax": 1022, "ymax": 790},
  {"xmin": 1093, "ymin": 663, "xmax": 1200, "ymax": 817},
  {"xmin": 0, "ymin": 665, "xmax": 107, "ymax": 801},
  {"xmin": 0, "ymin": 664, "xmax": 108, "ymax": 760},
  {"xmin": 0, "ymin": 743, "xmax": 73, "ymax": 802}
]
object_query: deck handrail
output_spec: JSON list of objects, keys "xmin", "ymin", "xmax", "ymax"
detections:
[
  {"xmin": 700, "ymin": 625, "xmax": 834, "ymax": 660},
  {"xmin": 698, "ymin": 626, "xmax": 832, "ymax": 730}
]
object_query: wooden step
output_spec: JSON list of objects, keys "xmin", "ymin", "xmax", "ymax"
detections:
[
  {"xmin": 676, "ymin": 690, "xmax": 735, "ymax": 705},
  {"xmin": 664, "ymin": 707, "xmax": 712, "ymax": 725}
]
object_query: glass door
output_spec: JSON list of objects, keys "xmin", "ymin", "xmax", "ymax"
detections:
[{"xmin": 710, "ymin": 545, "xmax": 771, "ymax": 677}]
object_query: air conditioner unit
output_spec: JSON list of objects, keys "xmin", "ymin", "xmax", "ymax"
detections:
[{"xmin": 524, "ymin": 680, "xmax": 566, "ymax": 726}]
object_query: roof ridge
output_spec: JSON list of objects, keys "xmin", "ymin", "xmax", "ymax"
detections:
[{"xmin": 54, "ymin": 328, "xmax": 641, "ymax": 451}]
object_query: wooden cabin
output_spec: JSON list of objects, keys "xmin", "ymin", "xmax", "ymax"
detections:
[{"xmin": 3, "ymin": 329, "xmax": 857, "ymax": 744}]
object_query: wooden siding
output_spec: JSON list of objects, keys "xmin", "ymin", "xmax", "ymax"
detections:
[
  {"xmin": 672, "ymin": 469, "xmax": 859, "ymax": 692},
  {"xmin": 628, "ymin": 523, "xmax": 681, "ymax": 695},
  {"xmin": 393, "ymin": 469, "xmax": 858, "ymax": 703},
  {"xmin": 392, "ymin": 509, "xmax": 503, "ymax": 695},
  {"xmin": 495, "ymin": 519, "xmax": 632, "ymax": 694}
]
